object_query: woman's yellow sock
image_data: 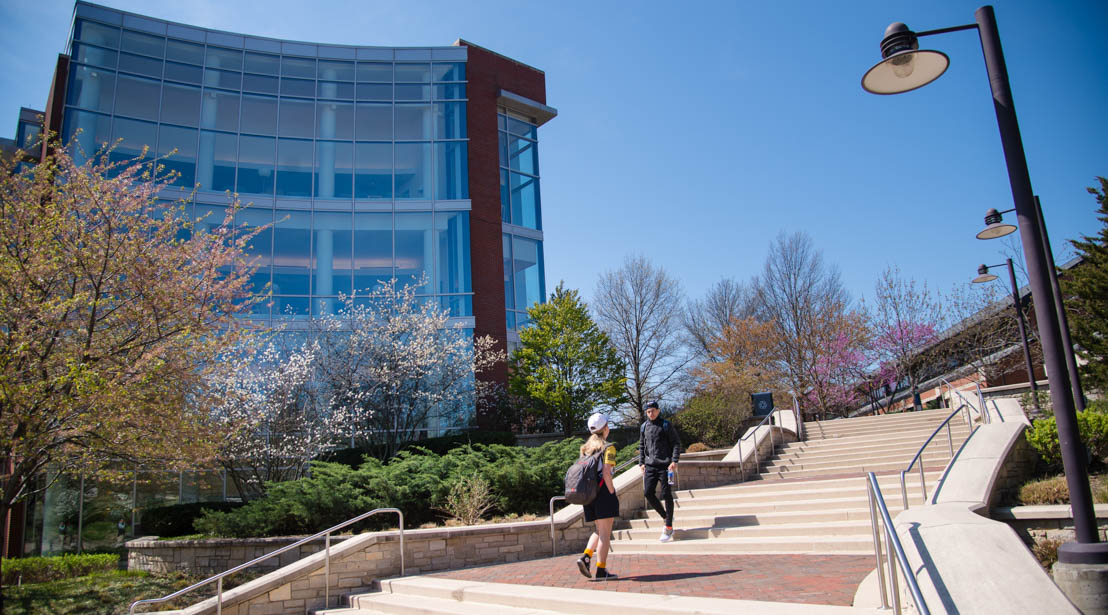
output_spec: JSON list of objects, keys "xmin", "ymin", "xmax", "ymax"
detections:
[{"xmin": 584, "ymin": 548, "xmax": 594, "ymax": 557}]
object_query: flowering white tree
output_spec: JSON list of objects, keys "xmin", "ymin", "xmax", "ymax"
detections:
[{"xmin": 312, "ymin": 277, "xmax": 503, "ymax": 460}]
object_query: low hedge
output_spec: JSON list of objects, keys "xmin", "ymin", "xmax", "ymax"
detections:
[
  {"xmin": 320, "ymin": 430, "xmax": 517, "ymax": 467},
  {"xmin": 1, "ymin": 553, "xmax": 118, "ymax": 585},
  {"xmin": 1026, "ymin": 403, "xmax": 1108, "ymax": 470}
]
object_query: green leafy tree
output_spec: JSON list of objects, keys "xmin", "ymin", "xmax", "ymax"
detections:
[
  {"xmin": 508, "ymin": 283, "xmax": 627, "ymax": 435},
  {"xmin": 1062, "ymin": 177, "xmax": 1108, "ymax": 393}
]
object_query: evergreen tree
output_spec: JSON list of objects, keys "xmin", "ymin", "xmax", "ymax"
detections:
[
  {"xmin": 508, "ymin": 283, "xmax": 627, "ymax": 435},
  {"xmin": 1063, "ymin": 177, "xmax": 1108, "ymax": 393}
]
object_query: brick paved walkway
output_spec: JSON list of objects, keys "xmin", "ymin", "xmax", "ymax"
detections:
[{"xmin": 428, "ymin": 553, "xmax": 874, "ymax": 606}]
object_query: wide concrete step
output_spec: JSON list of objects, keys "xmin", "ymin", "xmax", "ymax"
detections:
[
  {"xmin": 331, "ymin": 577, "xmax": 872, "ymax": 615},
  {"xmin": 608, "ymin": 534, "xmax": 874, "ymax": 554},
  {"xmin": 802, "ymin": 419, "xmax": 967, "ymax": 441},
  {"xmin": 667, "ymin": 470, "xmax": 943, "ymax": 499},
  {"xmin": 761, "ymin": 450, "xmax": 956, "ymax": 473},
  {"xmin": 659, "ymin": 481, "xmax": 929, "ymax": 509},
  {"xmin": 778, "ymin": 429, "xmax": 970, "ymax": 455},
  {"xmin": 626, "ymin": 505, "xmax": 914, "ymax": 530},
  {"xmin": 755, "ymin": 461, "xmax": 950, "ymax": 481},
  {"xmin": 803, "ymin": 411, "xmax": 963, "ymax": 433},
  {"xmin": 616, "ymin": 519, "xmax": 880, "ymax": 541},
  {"xmin": 657, "ymin": 494, "xmax": 917, "ymax": 517},
  {"xmin": 803, "ymin": 408, "xmax": 956, "ymax": 429}
]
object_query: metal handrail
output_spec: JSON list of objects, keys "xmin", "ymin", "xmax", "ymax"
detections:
[
  {"xmin": 941, "ymin": 377, "xmax": 992, "ymax": 425},
  {"xmin": 792, "ymin": 394, "xmax": 805, "ymax": 442},
  {"xmin": 735, "ymin": 410, "xmax": 780, "ymax": 482},
  {"xmin": 128, "ymin": 507, "xmax": 404, "ymax": 615},
  {"xmin": 866, "ymin": 472, "xmax": 930, "ymax": 615},
  {"xmin": 898, "ymin": 405, "xmax": 967, "ymax": 509}
]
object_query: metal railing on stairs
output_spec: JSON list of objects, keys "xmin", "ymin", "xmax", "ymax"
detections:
[
  {"xmin": 735, "ymin": 410, "xmax": 782, "ymax": 483},
  {"xmin": 866, "ymin": 472, "xmax": 930, "ymax": 615},
  {"xmin": 128, "ymin": 508, "xmax": 404, "ymax": 615}
]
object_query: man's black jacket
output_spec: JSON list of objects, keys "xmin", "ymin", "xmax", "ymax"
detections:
[{"xmin": 639, "ymin": 415, "xmax": 681, "ymax": 468}]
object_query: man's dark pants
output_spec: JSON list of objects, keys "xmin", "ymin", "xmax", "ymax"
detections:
[{"xmin": 642, "ymin": 465, "xmax": 674, "ymax": 526}]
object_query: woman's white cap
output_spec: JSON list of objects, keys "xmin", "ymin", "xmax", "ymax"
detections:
[{"xmin": 587, "ymin": 412, "xmax": 609, "ymax": 433}]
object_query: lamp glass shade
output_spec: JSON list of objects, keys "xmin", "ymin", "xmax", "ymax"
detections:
[
  {"xmin": 976, "ymin": 221, "xmax": 1018, "ymax": 240},
  {"xmin": 972, "ymin": 273, "xmax": 998, "ymax": 284},
  {"xmin": 862, "ymin": 49, "xmax": 950, "ymax": 95}
]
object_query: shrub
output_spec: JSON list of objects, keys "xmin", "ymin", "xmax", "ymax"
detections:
[
  {"xmin": 1032, "ymin": 537, "xmax": 1065, "ymax": 570},
  {"xmin": 686, "ymin": 442, "xmax": 710, "ymax": 453},
  {"xmin": 1020, "ymin": 390, "xmax": 1052, "ymax": 415},
  {"xmin": 1018, "ymin": 475, "xmax": 1071, "ymax": 505},
  {"xmin": 673, "ymin": 394, "xmax": 747, "ymax": 448},
  {"xmin": 142, "ymin": 501, "xmax": 244, "ymax": 537},
  {"xmin": 320, "ymin": 430, "xmax": 517, "ymax": 466},
  {"xmin": 1026, "ymin": 407, "xmax": 1108, "ymax": 468},
  {"xmin": 1, "ymin": 553, "xmax": 118, "ymax": 585},
  {"xmin": 435, "ymin": 474, "xmax": 497, "ymax": 525}
]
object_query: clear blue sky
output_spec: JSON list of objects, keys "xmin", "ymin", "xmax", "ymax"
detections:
[{"xmin": 2, "ymin": 0, "xmax": 1105, "ymax": 311}]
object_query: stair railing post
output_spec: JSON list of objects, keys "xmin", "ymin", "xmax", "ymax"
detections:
[
  {"xmin": 946, "ymin": 423, "xmax": 954, "ymax": 457},
  {"xmin": 325, "ymin": 532, "xmax": 331, "ymax": 608},
  {"xmin": 919, "ymin": 465, "xmax": 927, "ymax": 504},
  {"xmin": 867, "ymin": 484, "xmax": 890, "ymax": 608},
  {"xmin": 737, "ymin": 438, "xmax": 744, "ymax": 482},
  {"xmin": 887, "ymin": 522, "xmax": 902, "ymax": 615},
  {"xmin": 216, "ymin": 577, "xmax": 222, "ymax": 615},
  {"xmin": 900, "ymin": 470, "xmax": 909, "ymax": 510}
]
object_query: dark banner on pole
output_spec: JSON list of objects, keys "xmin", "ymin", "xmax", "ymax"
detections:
[{"xmin": 752, "ymin": 392, "xmax": 774, "ymax": 417}]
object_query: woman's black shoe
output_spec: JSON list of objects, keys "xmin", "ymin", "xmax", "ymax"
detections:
[
  {"xmin": 576, "ymin": 554, "xmax": 591, "ymax": 578},
  {"xmin": 594, "ymin": 567, "xmax": 616, "ymax": 580}
]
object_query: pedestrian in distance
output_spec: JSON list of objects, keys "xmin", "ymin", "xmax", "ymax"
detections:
[
  {"xmin": 576, "ymin": 412, "xmax": 619, "ymax": 580},
  {"xmin": 639, "ymin": 400, "xmax": 680, "ymax": 542}
]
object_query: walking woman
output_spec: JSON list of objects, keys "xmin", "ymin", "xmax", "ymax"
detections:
[{"xmin": 576, "ymin": 412, "xmax": 619, "ymax": 580}]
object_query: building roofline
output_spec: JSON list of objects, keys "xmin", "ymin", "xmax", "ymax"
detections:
[{"xmin": 454, "ymin": 39, "xmax": 545, "ymax": 75}]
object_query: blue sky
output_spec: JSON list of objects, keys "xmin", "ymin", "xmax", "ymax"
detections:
[{"xmin": 2, "ymin": 0, "xmax": 1105, "ymax": 313}]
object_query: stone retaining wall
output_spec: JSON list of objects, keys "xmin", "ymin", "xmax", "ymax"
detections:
[{"xmin": 993, "ymin": 504, "xmax": 1108, "ymax": 546}]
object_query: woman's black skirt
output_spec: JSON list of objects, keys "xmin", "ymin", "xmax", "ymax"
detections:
[{"xmin": 583, "ymin": 484, "xmax": 619, "ymax": 522}]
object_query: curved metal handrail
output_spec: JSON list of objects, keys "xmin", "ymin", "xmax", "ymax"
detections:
[
  {"xmin": 867, "ymin": 472, "xmax": 931, "ymax": 615},
  {"xmin": 129, "ymin": 507, "xmax": 404, "ymax": 615},
  {"xmin": 735, "ymin": 410, "xmax": 782, "ymax": 482},
  {"xmin": 898, "ymin": 404, "xmax": 970, "ymax": 509},
  {"xmin": 941, "ymin": 377, "xmax": 993, "ymax": 425}
]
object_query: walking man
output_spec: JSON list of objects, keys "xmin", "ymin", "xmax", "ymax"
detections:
[{"xmin": 639, "ymin": 400, "xmax": 680, "ymax": 542}]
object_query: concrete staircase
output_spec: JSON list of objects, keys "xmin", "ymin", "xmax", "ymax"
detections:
[{"xmin": 611, "ymin": 408, "xmax": 971, "ymax": 555}]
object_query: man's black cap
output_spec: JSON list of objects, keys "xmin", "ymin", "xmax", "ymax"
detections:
[{"xmin": 645, "ymin": 400, "xmax": 659, "ymax": 410}]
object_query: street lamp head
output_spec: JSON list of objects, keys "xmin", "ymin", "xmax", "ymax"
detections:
[
  {"xmin": 972, "ymin": 263, "xmax": 999, "ymax": 284},
  {"xmin": 862, "ymin": 22, "xmax": 950, "ymax": 95},
  {"xmin": 976, "ymin": 207, "xmax": 1018, "ymax": 240}
]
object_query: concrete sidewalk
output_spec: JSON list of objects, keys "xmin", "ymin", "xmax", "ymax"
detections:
[{"xmin": 426, "ymin": 553, "xmax": 874, "ymax": 606}]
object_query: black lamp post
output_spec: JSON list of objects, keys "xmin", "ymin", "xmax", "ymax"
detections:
[
  {"xmin": 862, "ymin": 5, "xmax": 1106, "ymax": 564},
  {"xmin": 971, "ymin": 259, "xmax": 1039, "ymax": 409},
  {"xmin": 977, "ymin": 202, "xmax": 1087, "ymax": 412}
]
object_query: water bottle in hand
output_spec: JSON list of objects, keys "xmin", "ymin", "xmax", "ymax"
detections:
[{"xmin": 667, "ymin": 469, "xmax": 675, "ymax": 485}]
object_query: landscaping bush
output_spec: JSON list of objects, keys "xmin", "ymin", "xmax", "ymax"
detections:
[
  {"xmin": 142, "ymin": 501, "xmax": 245, "ymax": 537},
  {"xmin": 1026, "ymin": 407, "xmax": 1108, "ymax": 469},
  {"xmin": 195, "ymin": 438, "xmax": 633, "ymax": 538},
  {"xmin": 673, "ymin": 395, "xmax": 747, "ymax": 448},
  {"xmin": 1018, "ymin": 475, "xmax": 1071, "ymax": 505},
  {"xmin": 1032, "ymin": 537, "xmax": 1065, "ymax": 570},
  {"xmin": 686, "ymin": 442, "xmax": 710, "ymax": 453},
  {"xmin": 1, "ymin": 553, "xmax": 118, "ymax": 585},
  {"xmin": 319, "ymin": 430, "xmax": 517, "ymax": 466}
]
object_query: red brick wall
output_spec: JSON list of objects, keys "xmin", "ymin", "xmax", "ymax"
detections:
[{"xmin": 460, "ymin": 42, "xmax": 547, "ymax": 397}]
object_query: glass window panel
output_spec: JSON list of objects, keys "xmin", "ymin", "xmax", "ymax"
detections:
[
  {"xmin": 315, "ymin": 141, "xmax": 353, "ymax": 199},
  {"xmin": 157, "ymin": 125, "xmax": 197, "ymax": 187},
  {"xmin": 356, "ymin": 62, "xmax": 392, "ymax": 82},
  {"xmin": 395, "ymin": 104, "xmax": 431, "ymax": 140},
  {"xmin": 63, "ymin": 109, "xmax": 111, "ymax": 165},
  {"xmin": 123, "ymin": 15, "xmax": 165, "ymax": 35},
  {"xmin": 354, "ymin": 142, "xmax": 391, "ymax": 199},
  {"xmin": 356, "ymin": 83, "xmax": 392, "ymax": 101},
  {"xmin": 281, "ymin": 57, "xmax": 316, "ymax": 79},
  {"xmin": 193, "ymin": 204, "xmax": 229, "ymax": 236},
  {"xmin": 167, "ymin": 24, "xmax": 204, "ymax": 43},
  {"xmin": 71, "ymin": 43, "xmax": 117, "ymax": 69},
  {"xmin": 500, "ymin": 169, "xmax": 510, "ymax": 223},
  {"xmin": 242, "ymin": 73, "xmax": 278, "ymax": 94},
  {"xmin": 276, "ymin": 138, "xmax": 313, "ymax": 197},
  {"xmin": 507, "ymin": 134, "xmax": 538, "ymax": 175},
  {"xmin": 197, "ymin": 130, "xmax": 236, "ymax": 192},
  {"xmin": 434, "ymin": 142, "xmax": 468, "ymax": 200},
  {"xmin": 353, "ymin": 212, "xmax": 392, "ymax": 293},
  {"xmin": 394, "ymin": 84, "xmax": 429, "ymax": 101},
  {"xmin": 278, "ymin": 98, "xmax": 314, "ymax": 138},
  {"xmin": 512, "ymin": 236, "xmax": 544, "ymax": 311},
  {"xmin": 432, "ymin": 62, "xmax": 465, "ymax": 82},
  {"xmin": 275, "ymin": 296, "xmax": 309, "ymax": 317},
  {"xmin": 236, "ymin": 207, "xmax": 273, "ymax": 294},
  {"xmin": 498, "ymin": 131, "xmax": 508, "ymax": 164},
  {"xmin": 207, "ymin": 32, "xmax": 243, "ymax": 49},
  {"xmin": 272, "ymin": 210, "xmax": 311, "ymax": 296},
  {"xmin": 434, "ymin": 211, "xmax": 470, "ymax": 294},
  {"xmin": 244, "ymin": 52, "xmax": 279, "ymax": 75},
  {"xmin": 240, "ymin": 95, "xmax": 277, "ymax": 135},
  {"xmin": 432, "ymin": 83, "xmax": 465, "ymax": 100},
  {"xmin": 166, "ymin": 39, "xmax": 204, "ymax": 65},
  {"xmin": 164, "ymin": 61, "xmax": 202, "ymax": 84},
  {"xmin": 440, "ymin": 295, "xmax": 472, "ymax": 318},
  {"xmin": 317, "ymin": 81, "xmax": 354, "ymax": 100},
  {"xmin": 506, "ymin": 310, "xmax": 516, "ymax": 331},
  {"xmin": 280, "ymin": 78, "xmax": 315, "ymax": 98},
  {"xmin": 114, "ymin": 74, "xmax": 160, "ymax": 120},
  {"xmin": 160, "ymin": 82, "xmax": 200, "ymax": 127},
  {"xmin": 312, "ymin": 212, "xmax": 352, "ymax": 298},
  {"xmin": 316, "ymin": 101, "xmax": 353, "ymax": 140},
  {"xmin": 502, "ymin": 234, "xmax": 513, "ymax": 310},
  {"xmin": 395, "ymin": 212, "xmax": 432, "ymax": 291},
  {"xmin": 204, "ymin": 68, "xmax": 241, "ymax": 90},
  {"xmin": 394, "ymin": 63, "xmax": 430, "ymax": 83},
  {"xmin": 237, "ymin": 135, "xmax": 275, "ymax": 195},
  {"xmin": 506, "ymin": 117, "xmax": 536, "ymax": 139},
  {"xmin": 110, "ymin": 117, "xmax": 157, "ymax": 165},
  {"xmin": 74, "ymin": 20, "xmax": 119, "ymax": 48},
  {"xmin": 509, "ymin": 172, "xmax": 541, "ymax": 230},
  {"xmin": 497, "ymin": 114, "xmax": 506, "ymax": 130},
  {"xmin": 118, "ymin": 52, "xmax": 162, "ymax": 78},
  {"xmin": 120, "ymin": 30, "xmax": 164, "ymax": 57},
  {"xmin": 355, "ymin": 103, "xmax": 391, "ymax": 140},
  {"xmin": 394, "ymin": 143, "xmax": 430, "ymax": 200},
  {"xmin": 67, "ymin": 65, "xmax": 115, "ymax": 113},
  {"xmin": 200, "ymin": 89, "xmax": 239, "ymax": 131},
  {"xmin": 434, "ymin": 102, "xmax": 466, "ymax": 139},
  {"xmin": 205, "ymin": 47, "xmax": 243, "ymax": 71},
  {"xmin": 317, "ymin": 60, "xmax": 354, "ymax": 81}
]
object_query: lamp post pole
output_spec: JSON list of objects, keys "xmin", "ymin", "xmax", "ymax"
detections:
[
  {"xmin": 1035, "ymin": 196, "xmax": 1086, "ymax": 412},
  {"xmin": 1001, "ymin": 258, "xmax": 1038, "ymax": 400}
]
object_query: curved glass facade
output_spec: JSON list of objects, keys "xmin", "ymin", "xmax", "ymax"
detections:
[
  {"xmin": 61, "ymin": 3, "xmax": 472, "ymax": 319},
  {"xmin": 500, "ymin": 110, "xmax": 545, "ymax": 332}
]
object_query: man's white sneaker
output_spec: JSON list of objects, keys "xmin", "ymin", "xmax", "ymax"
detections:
[{"xmin": 659, "ymin": 528, "xmax": 674, "ymax": 542}]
